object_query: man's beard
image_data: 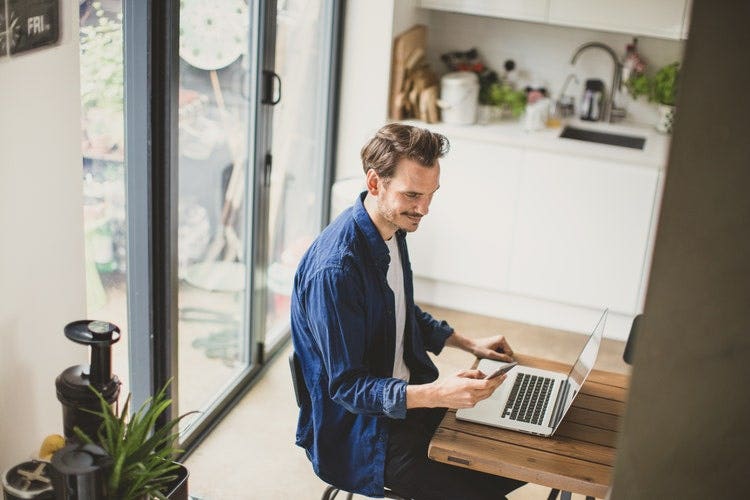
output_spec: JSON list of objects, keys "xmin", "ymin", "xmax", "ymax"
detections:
[{"xmin": 380, "ymin": 204, "xmax": 422, "ymax": 232}]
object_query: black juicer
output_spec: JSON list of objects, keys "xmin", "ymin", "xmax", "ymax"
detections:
[{"xmin": 55, "ymin": 320, "xmax": 122, "ymax": 442}]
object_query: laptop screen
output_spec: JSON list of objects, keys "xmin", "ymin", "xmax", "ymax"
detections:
[{"xmin": 550, "ymin": 309, "xmax": 608, "ymax": 430}]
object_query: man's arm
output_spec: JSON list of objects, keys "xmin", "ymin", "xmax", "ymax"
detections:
[
  {"xmin": 405, "ymin": 369, "xmax": 506, "ymax": 409},
  {"xmin": 444, "ymin": 330, "xmax": 515, "ymax": 362},
  {"xmin": 404, "ymin": 331, "xmax": 515, "ymax": 409}
]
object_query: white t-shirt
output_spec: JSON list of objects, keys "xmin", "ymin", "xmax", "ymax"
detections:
[{"xmin": 385, "ymin": 236, "xmax": 410, "ymax": 382}]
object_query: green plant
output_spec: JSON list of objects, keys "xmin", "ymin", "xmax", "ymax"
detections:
[
  {"xmin": 80, "ymin": 3, "xmax": 124, "ymax": 147},
  {"xmin": 626, "ymin": 62, "xmax": 680, "ymax": 106},
  {"xmin": 74, "ymin": 381, "xmax": 194, "ymax": 500},
  {"xmin": 484, "ymin": 82, "xmax": 527, "ymax": 118},
  {"xmin": 80, "ymin": 4, "xmax": 123, "ymax": 114},
  {"xmin": 653, "ymin": 62, "xmax": 679, "ymax": 106}
]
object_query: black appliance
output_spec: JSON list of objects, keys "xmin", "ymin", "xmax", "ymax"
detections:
[{"xmin": 55, "ymin": 320, "xmax": 121, "ymax": 442}]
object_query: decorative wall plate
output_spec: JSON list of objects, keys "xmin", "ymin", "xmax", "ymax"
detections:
[{"xmin": 179, "ymin": 0, "xmax": 248, "ymax": 70}]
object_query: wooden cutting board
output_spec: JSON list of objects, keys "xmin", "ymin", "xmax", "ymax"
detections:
[{"xmin": 389, "ymin": 25, "xmax": 427, "ymax": 120}]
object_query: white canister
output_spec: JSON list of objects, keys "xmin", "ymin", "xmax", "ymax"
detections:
[
  {"xmin": 438, "ymin": 71, "xmax": 479, "ymax": 125},
  {"xmin": 523, "ymin": 98, "xmax": 551, "ymax": 132}
]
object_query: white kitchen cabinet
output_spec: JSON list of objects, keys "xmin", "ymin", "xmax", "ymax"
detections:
[
  {"xmin": 547, "ymin": 0, "xmax": 689, "ymax": 40},
  {"xmin": 419, "ymin": 0, "xmax": 549, "ymax": 24},
  {"xmin": 420, "ymin": 0, "xmax": 689, "ymax": 40},
  {"xmin": 507, "ymin": 150, "xmax": 659, "ymax": 313},
  {"xmin": 407, "ymin": 137, "xmax": 523, "ymax": 291}
]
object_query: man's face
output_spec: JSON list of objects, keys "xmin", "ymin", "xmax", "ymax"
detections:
[{"xmin": 373, "ymin": 157, "xmax": 440, "ymax": 233}]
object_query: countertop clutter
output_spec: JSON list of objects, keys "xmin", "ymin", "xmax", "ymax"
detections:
[{"xmin": 403, "ymin": 117, "xmax": 671, "ymax": 170}]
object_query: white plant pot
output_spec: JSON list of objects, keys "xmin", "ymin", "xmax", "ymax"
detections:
[{"xmin": 656, "ymin": 104, "xmax": 675, "ymax": 134}]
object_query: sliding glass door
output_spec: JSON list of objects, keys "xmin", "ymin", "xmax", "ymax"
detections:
[
  {"xmin": 117, "ymin": 0, "xmax": 340, "ymax": 448},
  {"xmin": 175, "ymin": 0, "xmax": 257, "ymax": 430},
  {"xmin": 262, "ymin": 0, "xmax": 339, "ymax": 353},
  {"xmin": 176, "ymin": 0, "xmax": 341, "ymax": 443}
]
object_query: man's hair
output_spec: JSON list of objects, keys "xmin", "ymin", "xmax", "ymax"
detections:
[{"xmin": 360, "ymin": 123, "xmax": 450, "ymax": 179}]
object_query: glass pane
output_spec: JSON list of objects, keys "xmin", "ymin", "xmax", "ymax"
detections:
[
  {"xmin": 177, "ymin": 0, "xmax": 252, "ymax": 425},
  {"xmin": 264, "ymin": 0, "xmax": 330, "ymax": 349},
  {"xmin": 80, "ymin": 0, "xmax": 130, "ymax": 398}
]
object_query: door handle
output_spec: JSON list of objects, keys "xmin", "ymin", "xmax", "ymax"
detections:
[
  {"xmin": 264, "ymin": 153, "xmax": 272, "ymax": 188},
  {"xmin": 262, "ymin": 70, "xmax": 281, "ymax": 105}
]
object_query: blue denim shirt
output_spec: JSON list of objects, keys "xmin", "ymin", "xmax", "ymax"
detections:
[{"xmin": 291, "ymin": 191, "xmax": 454, "ymax": 497}]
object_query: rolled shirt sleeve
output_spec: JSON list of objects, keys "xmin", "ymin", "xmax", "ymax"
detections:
[{"xmin": 415, "ymin": 304, "xmax": 455, "ymax": 355}]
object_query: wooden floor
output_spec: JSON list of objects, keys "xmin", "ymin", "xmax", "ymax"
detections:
[{"xmin": 185, "ymin": 305, "xmax": 630, "ymax": 499}]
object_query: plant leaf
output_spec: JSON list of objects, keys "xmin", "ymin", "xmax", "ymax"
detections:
[{"xmin": 80, "ymin": 379, "xmax": 190, "ymax": 499}]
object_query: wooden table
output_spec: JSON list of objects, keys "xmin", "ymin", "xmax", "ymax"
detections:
[{"xmin": 428, "ymin": 354, "xmax": 629, "ymax": 499}]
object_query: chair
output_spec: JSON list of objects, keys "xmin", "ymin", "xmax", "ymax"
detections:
[
  {"xmin": 547, "ymin": 489, "xmax": 595, "ymax": 500},
  {"xmin": 547, "ymin": 315, "xmax": 645, "ymax": 500},
  {"xmin": 623, "ymin": 313, "xmax": 643, "ymax": 365},
  {"xmin": 288, "ymin": 352, "xmax": 407, "ymax": 500}
]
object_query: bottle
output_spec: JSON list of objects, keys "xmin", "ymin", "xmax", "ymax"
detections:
[
  {"xmin": 580, "ymin": 89, "xmax": 592, "ymax": 120},
  {"xmin": 622, "ymin": 37, "xmax": 645, "ymax": 83}
]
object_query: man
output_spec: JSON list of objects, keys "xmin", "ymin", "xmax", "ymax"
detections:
[{"xmin": 291, "ymin": 124, "xmax": 524, "ymax": 499}]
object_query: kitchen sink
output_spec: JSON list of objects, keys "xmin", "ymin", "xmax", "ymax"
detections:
[{"xmin": 559, "ymin": 125, "xmax": 646, "ymax": 150}]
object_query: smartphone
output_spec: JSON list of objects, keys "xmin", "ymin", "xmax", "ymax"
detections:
[{"xmin": 484, "ymin": 362, "xmax": 518, "ymax": 380}]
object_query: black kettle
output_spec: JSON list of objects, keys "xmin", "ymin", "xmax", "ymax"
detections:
[{"xmin": 580, "ymin": 79, "xmax": 605, "ymax": 121}]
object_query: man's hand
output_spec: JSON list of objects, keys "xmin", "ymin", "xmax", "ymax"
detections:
[
  {"xmin": 406, "ymin": 369, "xmax": 506, "ymax": 409},
  {"xmin": 445, "ymin": 331, "xmax": 515, "ymax": 362},
  {"xmin": 469, "ymin": 335, "xmax": 515, "ymax": 362}
]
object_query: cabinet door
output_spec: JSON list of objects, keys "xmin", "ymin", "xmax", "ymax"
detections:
[
  {"xmin": 408, "ymin": 137, "xmax": 523, "ymax": 291},
  {"xmin": 548, "ymin": 0, "xmax": 688, "ymax": 39},
  {"xmin": 419, "ymin": 0, "xmax": 548, "ymax": 23},
  {"xmin": 508, "ymin": 150, "xmax": 658, "ymax": 313}
]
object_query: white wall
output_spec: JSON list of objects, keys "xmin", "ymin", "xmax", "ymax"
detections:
[
  {"xmin": 0, "ymin": 1, "xmax": 87, "ymax": 471},
  {"xmin": 333, "ymin": 0, "xmax": 432, "ymax": 206},
  {"xmin": 335, "ymin": 0, "xmax": 398, "ymax": 182}
]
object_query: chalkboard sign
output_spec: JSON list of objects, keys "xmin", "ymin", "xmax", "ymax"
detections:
[{"xmin": 5, "ymin": 0, "xmax": 60, "ymax": 55}]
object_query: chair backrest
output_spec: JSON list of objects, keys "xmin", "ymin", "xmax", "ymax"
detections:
[
  {"xmin": 289, "ymin": 352, "xmax": 309, "ymax": 408},
  {"xmin": 623, "ymin": 314, "xmax": 642, "ymax": 365}
]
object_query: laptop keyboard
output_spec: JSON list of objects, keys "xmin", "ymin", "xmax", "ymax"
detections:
[{"xmin": 502, "ymin": 373, "xmax": 554, "ymax": 425}]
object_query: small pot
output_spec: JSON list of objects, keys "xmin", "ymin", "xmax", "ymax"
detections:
[
  {"xmin": 656, "ymin": 104, "xmax": 675, "ymax": 134},
  {"xmin": 163, "ymin": 463, "xmax": 189, "ymax": 500}
]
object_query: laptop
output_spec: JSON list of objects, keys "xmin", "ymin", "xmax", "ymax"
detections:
[{"xmin": 456, "ymin": 309, "xmax": 608, "ymax": 437}]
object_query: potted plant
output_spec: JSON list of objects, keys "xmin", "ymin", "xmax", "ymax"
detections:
[
  {"xmin": 626, "ymin": 61, "xmax": 680, "ymax": 133},
  {"xmin": 74, "ymin": 381, "xmax": 194, "ymax": 500}
]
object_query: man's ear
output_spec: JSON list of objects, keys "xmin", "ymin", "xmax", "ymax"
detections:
[{"xmin": 365, "ymin": 169, "xmax": 380, "ymax": 195}]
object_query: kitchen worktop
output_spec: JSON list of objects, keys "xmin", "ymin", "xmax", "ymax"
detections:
[{"xmin": 403, "ymin": 118, "xmax": 671, "ymax": 170}]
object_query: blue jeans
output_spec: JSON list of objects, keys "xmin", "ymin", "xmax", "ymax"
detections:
[{"xmin": 384, "ymin": 407, "xmax": 526, "ymax": 500}]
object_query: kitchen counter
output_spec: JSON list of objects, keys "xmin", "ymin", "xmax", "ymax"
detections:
[{"xmin": 403, "ymin": 118, "xmax": 671, "ymax": 170}]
